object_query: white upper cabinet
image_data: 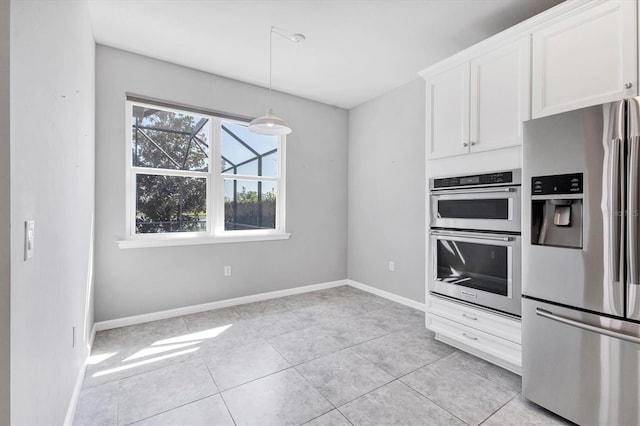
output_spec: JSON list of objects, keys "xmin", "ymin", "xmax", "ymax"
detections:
[
  {"xmin": 426, "ymin": 63, "xmax": 470, "ymax": 159},
  {"xmin": 470, "ymin": 37, "xmax": 531, "ymax": 153},
  {"xmin": 425, "ymin": 37, "xmax": 530, "ymax": 159},
  {"xmin": 532, "ymin": 0, "xmax": 637, "ymax": 118}
]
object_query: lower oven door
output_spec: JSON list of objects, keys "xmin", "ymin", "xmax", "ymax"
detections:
[{"xmin": 429, "ymin": 229, "xmax": 521, "ymax": 316}]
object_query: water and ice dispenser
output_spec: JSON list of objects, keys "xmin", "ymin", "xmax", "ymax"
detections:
[{"xmin": 531, "ymin": 173, "xmax": 583, "ymax": 249}]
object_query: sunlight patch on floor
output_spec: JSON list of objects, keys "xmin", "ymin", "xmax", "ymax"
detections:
[
  {"xmin": 152, "ymin": 324, "xmax": 233, "ymax": 346},
  {"xmin": 88, "ymin": 352, "xmax": 117, "ymax": 365},
  {"xmin": 92, "ymin": 347, "xmax": 200, "ymax": 377},
  {"xmin": 124, "ymin": 341, "xmax": 201, "ymax": 362}
]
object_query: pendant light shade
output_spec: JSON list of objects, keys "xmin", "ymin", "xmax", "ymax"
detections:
[
  {"xmin": 249, "ymin": 108, "xmax": 292, "ymax": 135},
  {"xmin": 249, "ymin": 26, "xmax": 304, "ymax": 136}
]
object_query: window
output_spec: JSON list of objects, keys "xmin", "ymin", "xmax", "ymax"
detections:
[{"xmin": 123, "ymin": 99, "xmax": 288, "ymax": 247}]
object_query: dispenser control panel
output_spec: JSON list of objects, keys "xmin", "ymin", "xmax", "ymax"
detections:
[{"xmin": 532, "ymin": 173, "xmax": 583, "ymax": 195}]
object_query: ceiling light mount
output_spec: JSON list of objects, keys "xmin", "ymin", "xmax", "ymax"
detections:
[
  {"xmin": 249, "ymin": 26, "xmax": 305, "ymax": 136},
  {"xmin": 271, "ymin": 26, "xmax": 306, "ymax": 43}
]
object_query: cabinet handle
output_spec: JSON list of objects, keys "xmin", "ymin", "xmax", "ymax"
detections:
[
  {"xmin": 462, "ymin": 333, "xmax": 478, "ymax": 341},
  {"xmin": 462, "ymin": 142, "xmax": 469, "ymax": 147},
  {"xmin": 470, "ymin": 141, "xmax": 477, "ymax": 146},
  {"xmin": 462, "ymin": 313, "xmax": 478, "ymax": 321},
  {"xmin": 626, "ymin": 82, "xmax": 633, "ymax": 89}
]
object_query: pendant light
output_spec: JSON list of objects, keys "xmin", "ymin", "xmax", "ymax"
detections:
[{"xmin": 249, "ymin": 26, "xmax": 305, "ymax": 136}]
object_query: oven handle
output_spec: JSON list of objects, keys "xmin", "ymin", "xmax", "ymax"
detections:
[
  {"xmin": 430, "ymin": 230, "xmax": 514, "ymax": 242},
  {"xmin": 430, "ymin": 187, "xmax": 516, "ymax": 196}
]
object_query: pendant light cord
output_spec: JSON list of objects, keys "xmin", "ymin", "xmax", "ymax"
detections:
[{"xmin": 268, "ymin": 26, "xmax": 273, "ymax": 112}]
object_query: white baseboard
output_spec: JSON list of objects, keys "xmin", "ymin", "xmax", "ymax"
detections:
[
  {"xmin": 64, "ymin": 323, "xmax": 96, "ymax": 425},
  {"xmin": 346, "ymin": 279, "xmax": 425, "ymax": 312},
  {"xmin": 95, "ymin": 279, "xmax": 348, "ymax": 331}
]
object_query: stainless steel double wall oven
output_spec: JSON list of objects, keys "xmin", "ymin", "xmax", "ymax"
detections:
[{"xmin": 429, "ymin": 170, "xmax": 522, "ymax": 317}]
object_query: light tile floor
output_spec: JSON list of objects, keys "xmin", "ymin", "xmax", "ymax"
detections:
[{"xmin": 74, "ymin": 286, "xmax": 570, "ymax": 426}]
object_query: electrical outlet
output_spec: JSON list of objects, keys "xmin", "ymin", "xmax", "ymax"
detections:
[
  {"xmin": 224, "ymin": 265, "xmax": 232, "ymax": 277},
  {"xmin": 388, "ymin": 261, "xmax": 395, "ymax": 272}
]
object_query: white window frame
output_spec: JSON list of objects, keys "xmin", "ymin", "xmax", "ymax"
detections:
[{"xmin": 120, "ymin": 100, "xmax": 289, "ymax": 249}]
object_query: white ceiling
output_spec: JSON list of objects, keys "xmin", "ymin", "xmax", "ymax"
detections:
[{"xmin": 87, "ymin": 0, "xmax": 564, "ymax": 109}]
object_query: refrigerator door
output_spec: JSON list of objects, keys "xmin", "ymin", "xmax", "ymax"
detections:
[
  {"xmin": 522, "ymin": 103, "xmax": 625, "ymax": 316},
  {"xmin": 627, "ymin": 97, "xmax": 640, "ymax": 321},
  {"xmin": 522, "ymin": 298, "xmax": 640, "ymax": 426}
]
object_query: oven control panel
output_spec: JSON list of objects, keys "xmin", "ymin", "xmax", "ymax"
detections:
[{"xmin": 432, "ymin": 170, "xmax": 518, "ymax": 189}]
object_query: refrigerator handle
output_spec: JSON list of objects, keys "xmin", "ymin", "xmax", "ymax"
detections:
[
  {"xmin": 536, "ymin": 308, "xmax": 640, "ymax": 345},
  {"xmin": 628, "ymin": 135, "xmax": 639, "ymax": 286},
  {"xmin": 607, "ymin": 137, "xmax": 623, "ymax": 285},
  {"xmin": 627, "ymin": 98, "xmax": 640, "ymax": 320},
  {"xmin": 607, "ymin": 101, "xmax": 625, "ymax": 288}
]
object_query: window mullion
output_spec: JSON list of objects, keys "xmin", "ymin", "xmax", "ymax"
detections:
[{"xmin": 211, "ymin": 116, "xmax": 223, "ymax": 234}]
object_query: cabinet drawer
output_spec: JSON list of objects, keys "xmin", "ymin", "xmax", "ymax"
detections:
[
  {"xmin": 428, "ymin": 296, "xmax": 521, "ymax": 344},
  {"xmin": 427, "ymin": 313, "xmax": 521, "ymax": 371}
]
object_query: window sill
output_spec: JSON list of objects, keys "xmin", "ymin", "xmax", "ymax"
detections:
[{"xmin": 118, "ymin": 232, "xmax": 291, "ymax": 249}]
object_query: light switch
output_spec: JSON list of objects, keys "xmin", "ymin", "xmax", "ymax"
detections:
[{"xmin": 24, "ymin": 220, "xmax": 35, "ymax": 261}]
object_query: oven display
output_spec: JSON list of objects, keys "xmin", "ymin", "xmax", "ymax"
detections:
[
  {"xmin": 436, "ymin": 239, "xmax": 508, "ymax": 296},
  {"xmin": 459, "ymin": 176, "xmax": 480, "ymax": 185}
]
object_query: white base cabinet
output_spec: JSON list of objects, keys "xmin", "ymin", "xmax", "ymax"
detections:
[{"xmin": 426, "ymin": 295, "xmax": 522, "ymax": 374}]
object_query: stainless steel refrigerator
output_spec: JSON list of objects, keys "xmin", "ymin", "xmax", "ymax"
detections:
[{"xmin": 522, "ymin": 99, "xmax": 640, "ymax": 425}]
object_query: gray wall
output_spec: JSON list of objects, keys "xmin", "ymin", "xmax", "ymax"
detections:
[
  {"xmin": 10, "ymin": 0, "xmax": 95, "ymax": 423},
  {"xmin": 0, "ymin": 0, "xmax": 10, "ymax": 422},
  {"xmin": 347, "ymin": 78, "xmax": 426, "ymax": 303},
  {"xmin": 95, "ymin": 46, "xmax": 348, "ymax": 321}
]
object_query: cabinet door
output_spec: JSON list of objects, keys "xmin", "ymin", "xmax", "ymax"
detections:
[
  {"xmin": 425, "ymin": 63, "xmax": 469, "ymax": 158},
  {"xmin": 532, "ymin": 0, "xmax": 636, "ymax": 118},
  {"xmin": 470, "ymin": 37, "xmax": 531, "ymax": 153}
]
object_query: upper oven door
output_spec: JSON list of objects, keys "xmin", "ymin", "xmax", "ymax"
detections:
[{"xmin": 430, "ymin": 186, "xmax": 521, "ymax": 232}]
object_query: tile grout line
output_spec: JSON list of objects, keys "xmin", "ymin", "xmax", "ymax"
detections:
[
  {"xmin": 120, "ymin": 354, "xmax": 219, "ymax": 425},
  {"xmin": 395, "ymin": 361, "xmax": 473, "ymax": 426},
  {"xmin": 438, "ymin": 351, "xmax": 522, "ymax": 395},
  {"xmin": 217, "ymin": 394, "xmax": 237, "ymax": 426},
  {"xmin": 289, "ymin": 363, "xmax": 337, "ymax": 424},
  {"xmin": 217, "ymin": 364, "xmax": 294, "ymax": 393},
  {"xmin": 267, "ymin": 342, "xmax": 339, "ymax": 422},
  {"xmin": 477, "ymin": 392, "xmax": 521, "ymax": 426},
  {"xmin": 332, "ymin": 376, "xmax": 397, "ymax": 409},
  {"xmin": 202, "ymin": 357, "xmax": 238, "ymax": 426},
  {"xmin": 115, "ymin": 379, "xmax": 120, "ymax": 426},
  {"xmin": 122, "ymin": 393, "xmax": 220, "ymax": 426},
  {"xmin": 378, "ymin": 348, "xmax": 457, "ymax": 380},
  {"xmin": 334, "ymin": 407, "xmax": 356, "ymax": 426}
]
